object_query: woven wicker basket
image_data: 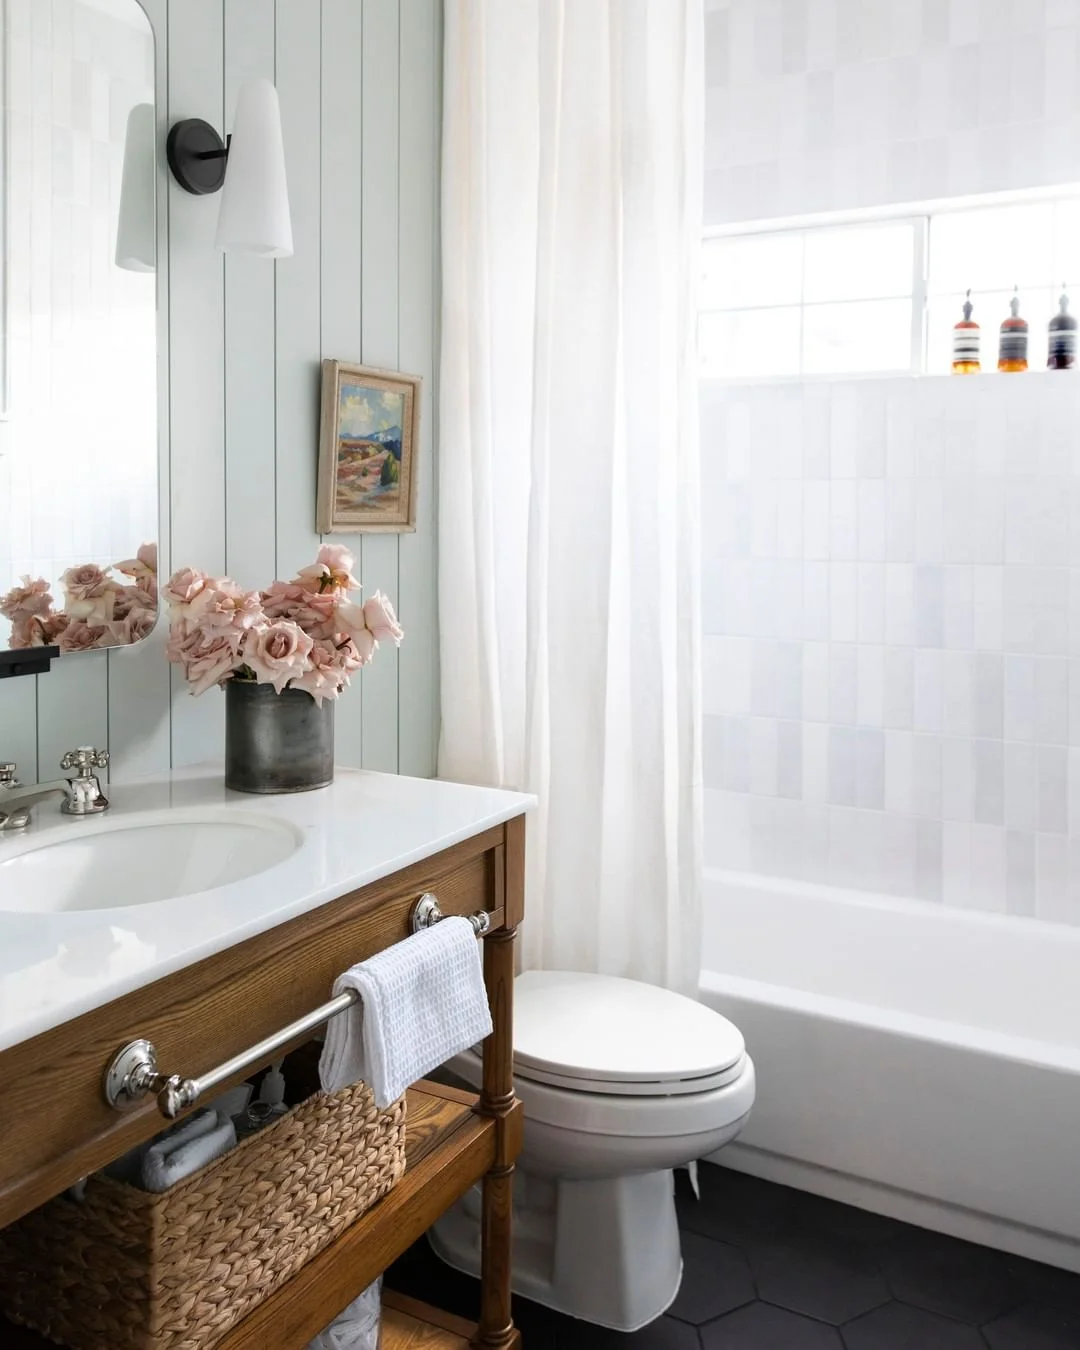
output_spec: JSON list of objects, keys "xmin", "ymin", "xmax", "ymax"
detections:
[{"xmin": 0, "ymin": 1080, "xmax": 406, "ymax": 1350}]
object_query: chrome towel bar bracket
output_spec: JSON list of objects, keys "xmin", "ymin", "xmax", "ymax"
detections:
[
  {"xmin": 102, "ymin": 892, "xmax": 492, "ymax": 1118},
  {"xmin": 410, "ymin": 891, "xmax": 491, "ymax": 936}
]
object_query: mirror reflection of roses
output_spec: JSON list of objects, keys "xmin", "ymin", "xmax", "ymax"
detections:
[{"xmin": 1, "ymin": 543, "xmax": 158, "ymax": 652}]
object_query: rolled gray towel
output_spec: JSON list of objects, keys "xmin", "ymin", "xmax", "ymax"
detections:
[
  {"xmin": 104, "ymin": 1107, "xmax": 221, "ymax": 1186},
  {"xmin": 140, "ymin": 1111, "xmax": 237, "ymax": 1193}
]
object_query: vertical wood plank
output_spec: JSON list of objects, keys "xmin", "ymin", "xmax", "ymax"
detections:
[
  {"xmin": 274, "ymin": 0, "xmax": 323, "ymax": 582},
  {"xmin": 223, "ymin": 0, "xmax": 276, "ymax": 589},
  {"xmin": 397, "ymin": 0, "xmax": 439, "ymax": 778},
  {"xmin": 0, "ymin": 678, "xmax": 38, "ymax": 782},
  {"xmin": 320, "ymin": 0, "xmax": 364, "ymax": 769},
  {"xmin": 167, "ymin": 0, "xmax": 227, "ymax": 767},
  {"xmin": 355, "ymin": 0, "xmax": 400, "ymax": 773},
  {"xmin": 37, "ymin": 652, "xmax": 109, "ymax": 773},
  {"xmin": 107, "ymin": 0, "xmax": 172, "ymax": 783}
]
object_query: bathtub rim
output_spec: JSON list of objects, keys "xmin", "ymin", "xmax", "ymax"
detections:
[
  {"xmin": 699, "ymin": 969, "xmax": 1080, "ymax": 1077},
  {"xmin": 705, "ymin": 865, "xmax": 1080, "ymax": 943}
]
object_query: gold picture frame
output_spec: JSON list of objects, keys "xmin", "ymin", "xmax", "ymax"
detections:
[{"xmin": 316, "ymin": 360, "xmax": 421, "ymax": 533}]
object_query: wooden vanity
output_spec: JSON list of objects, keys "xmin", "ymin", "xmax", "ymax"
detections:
[{"xmin": 0, "ymin": 778, "xmax": 529, "ymax": 1350}]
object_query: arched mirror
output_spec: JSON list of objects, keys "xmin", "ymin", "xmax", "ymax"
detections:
[{"xmin": 0, "ymin": 0, "xmax": 158, "ymax": 662}]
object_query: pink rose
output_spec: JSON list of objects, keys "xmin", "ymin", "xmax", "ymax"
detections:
[
  {"xmin": 8, "ymin": 615, "xmax": 49, "ymax": 648},
  {"xmin": 108, "ymin": 607, "xmax": 157, "ymax": 646},
  {"xmin": 167, "ymin": 624, "xmax": 243, "ymax": 695},
  {"xmin": 162, "ymin": 567, "xmax": 211, "ymax": 624},
  {"xmin": 1, "ymin": 576, "xmax": 54, "ymax": 622},
  {"xmin": 336, "ymin": 635, "xmax": 370, "ymax": 675},
  {"xmin": 261, "ymin": 580, "xmax": 339, "ymax": 639},
  {"xmin": 350, "ymin": 626, "xmax": 377, "ymax": 664},
  {"xmin": 335, "ymin": 600, "xmax": 369, "ymax": 643},
  {"xmin": 362, "ymin": 591, "xmax": 404, "ymax": 646},
  {"xmin": 60, "ymin": 564, "xmax": 121, "ymax": 625},
  {"xmin": 242, "ymin": 619, "xmax": 314, "ymax": 694},
  {"xmin": 291, "ymin": 638, "xmax": 349, "ymax": 705},
  {"xmin": 115, "ymin": 542, "xmax": 158, "ymax": 583},
  {"xmin": 295, "ymin": 544, "xmax": 360, "ymax": 594},
  {"xmin": 112, "ymin": 585, "xmax": 156, "ymax": 621},
  {"xmin": 43, "ymin": 613, "xmax": 70, "ymax": 645},
  {"xmin": 189, "ymin": 578, "xmax": 264, "ymax": 633},
  {"xmin": 58, "ymin": 619, "xmax": 110, "ymax": 652}
]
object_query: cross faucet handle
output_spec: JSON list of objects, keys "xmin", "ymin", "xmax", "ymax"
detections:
[
  {"xmin": 61, "ymin": 747, "xmax": 110, "ymax": 776},
  {"xmin": 0, "ymin": 763, "xmax": 18, "ymax": 786}
]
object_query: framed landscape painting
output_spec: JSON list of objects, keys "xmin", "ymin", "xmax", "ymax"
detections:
[{"xmin": 316, "ymin": 360, "xmax": 421, "ymax": 533}]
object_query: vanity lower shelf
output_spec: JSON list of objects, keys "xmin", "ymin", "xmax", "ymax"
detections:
[
  {"xmin": 381, "ymin": 1293, "xmax": 476, "ymax": 1349},
  {"xmin": 1, "ymin": 1079, "xmax": 511, "ymax": 1350}
]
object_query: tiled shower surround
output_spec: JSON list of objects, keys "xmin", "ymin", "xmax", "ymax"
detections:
[
  {"xmin": 702, "ymin": 373, "xmax": 1080, "ymax": 924},
  {"xmin": 704, "ymin": 0, "xmax": 1080, "ymax": 227}
]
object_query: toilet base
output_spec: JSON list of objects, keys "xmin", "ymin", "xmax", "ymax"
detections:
[{"xmin": 429, "ymin": 1164, "xmax": 683, "ymax": 1332}]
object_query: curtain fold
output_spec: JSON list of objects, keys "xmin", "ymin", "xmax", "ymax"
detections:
[{"xmin": 439, "ymin": 0, "xmax": 705, "ymax": 993}]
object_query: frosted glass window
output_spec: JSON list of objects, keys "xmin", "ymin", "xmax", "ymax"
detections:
[
  {"xmin": 701, "ymin": 233, "xmax": 803, "ymax": 310},
  {"xmin": 803, "ymin": 301, "xmax": 913, "ymax": 375},
  {"xmin": 701, "ymin": 191, "xmax": 1080, "ymax": 380},
  {"xmin": 1051, "ymin": 200, "xmax": 1080, "ymax": 291},
  {"xmin": 803, "ymin": 224, "xmax": 915, "ymax": 302},
  {"xmin": 699, "ymin": 309, "xmax": 802, "ymax": 380},
  {"xmin": 928, "ymin": 204, "xmax": 1053, "ymax": 294}
]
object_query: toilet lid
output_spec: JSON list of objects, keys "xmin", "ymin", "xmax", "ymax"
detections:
[{"xmin": 511, "ymin": 971, "xmax": 746, "ymax": 1097}]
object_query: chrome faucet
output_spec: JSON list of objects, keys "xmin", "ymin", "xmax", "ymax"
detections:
[{"xmin": 0, "ymin": 748, "xmax": 110, "ymax": 831}]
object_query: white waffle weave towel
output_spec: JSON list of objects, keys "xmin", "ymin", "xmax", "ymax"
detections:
[{"xmin": 319, "ymin": 917, "xmax": 492, "ymax": 1108}]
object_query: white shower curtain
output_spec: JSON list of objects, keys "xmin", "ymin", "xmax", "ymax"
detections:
[{"xmin": 438, "ymin": 0, "xmax": 704, "ymax": 993}]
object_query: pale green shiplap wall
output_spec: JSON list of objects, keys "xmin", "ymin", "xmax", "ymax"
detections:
[{"xmin": 0, "ymin": 0, "xmax": 441, "ymax": 783}]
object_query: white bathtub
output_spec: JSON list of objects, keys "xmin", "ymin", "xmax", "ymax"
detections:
[{"xmin": 700, "ymin": 869, "xmax": 1080, "ymax": 1272}]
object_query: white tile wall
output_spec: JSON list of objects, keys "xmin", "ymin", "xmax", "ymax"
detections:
[
  {"xmin": 701, "ymin": 0, "xmax": 1080, "ymax": 922},
  {"xmin": 705, "ymin": 0, "xmax": 1080, "ymax": 225},
  {"xmin": 702, "ymin": 373, "xmax": 1080, "ymax": 923}
]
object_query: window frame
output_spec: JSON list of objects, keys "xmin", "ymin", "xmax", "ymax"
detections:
[{"xmin": 699, "ymin": 186, "xmax": 1080, "ymax": 384}]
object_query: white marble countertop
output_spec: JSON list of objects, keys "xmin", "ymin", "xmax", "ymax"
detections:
[{"xmin": 0, "ymin": 767, "xmax": 534, "ymax": 1052}]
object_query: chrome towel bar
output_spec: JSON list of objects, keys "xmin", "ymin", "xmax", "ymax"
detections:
[{"xmin": 103, "ymin": 893, "xmax": 491, "ymax": 1119}]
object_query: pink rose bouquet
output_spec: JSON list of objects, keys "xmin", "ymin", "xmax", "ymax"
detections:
[{"xmin": 164, "ymin": 544, "xmax": 403, "ymax": 704}]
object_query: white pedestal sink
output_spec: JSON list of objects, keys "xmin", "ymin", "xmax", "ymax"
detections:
[{"xmin": 0, "ymin": 810, "xmax": 301, "ymax": 913}]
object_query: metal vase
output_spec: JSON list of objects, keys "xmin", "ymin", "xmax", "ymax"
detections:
[{"xmin": 225, "ymin": 679, "xmax": 334, "ymax": 794}]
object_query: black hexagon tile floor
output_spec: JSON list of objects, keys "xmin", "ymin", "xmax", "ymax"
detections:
[
  {"xmin": 388, "ymin": 1161, "xmax": 1080, "ymax": 1348},
  {"xmin": 666, "ymin": 1232, "xmax": 755, "ymax": 1325},
  {"xmin": 843, "ymin": 1301, "xmax": 988, "ymax": 1350},
  {"xmin": 701, "ymin": 1302, "xmax": 844, "ymax": 1348}
]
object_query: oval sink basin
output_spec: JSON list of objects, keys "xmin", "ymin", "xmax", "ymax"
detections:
[{"xmin": 0, "ymin": 812, "xmax": 301, "ymax": 914}]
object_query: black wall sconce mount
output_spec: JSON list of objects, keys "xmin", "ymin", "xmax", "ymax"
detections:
[{"xmin": 166, "ymin": 119, "xmax": 230, "ymax": 195}]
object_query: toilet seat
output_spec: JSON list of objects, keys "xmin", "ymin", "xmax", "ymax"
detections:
[
  {"xmin": 515, "ymin": 1057, "xmax": 746, "ymax": 1096},
  {"xmin": 511, "ymin": 970, "xmax": 746, "ymax": 1097},
  {"xmin": 449, "ymin": 1045, "xmax": 755, "ymax": 1138},
  {"xmin": 446, "ymin": 968, "xmax": 754, "ymax": 1135}
]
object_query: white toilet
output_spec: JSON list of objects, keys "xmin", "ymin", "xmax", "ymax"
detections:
[{"xmin": 430, "ymin": 970, "xmax": 756, "ymax": 1331}]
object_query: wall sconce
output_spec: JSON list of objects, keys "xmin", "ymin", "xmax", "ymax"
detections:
[
  {"xmin": 115, "ymin": 103, "xmax": 157, "ymax": 273},
  {"xmin": 166, "ymin": 78, "xmax": 293, "ymax": 259}
]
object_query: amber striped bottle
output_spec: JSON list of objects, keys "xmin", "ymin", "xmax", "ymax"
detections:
[
  {"xmin": 951, "ymin": 291, "xmax": 980, "ymax": 375},
  {"xmin": 998, "ymin": 289, "xmax": 1028, "ymax": 373}
]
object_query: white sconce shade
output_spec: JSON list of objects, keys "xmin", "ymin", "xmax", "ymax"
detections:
[
  {"xmin": 115, "ymin": 103, "xmax": 157, "ymax": 272},
  {"xmin": 214, "ymin": 78, "xmax": 293, "ymax": 258}
]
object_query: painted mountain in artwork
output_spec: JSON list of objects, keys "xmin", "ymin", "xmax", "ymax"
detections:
[{"xmin": 367, "ymin": 426, "xmax": 403, "ymax": 458}]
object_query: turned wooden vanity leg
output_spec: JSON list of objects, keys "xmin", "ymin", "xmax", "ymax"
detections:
[{"xmin": 475, "ymin": 820, "xmax": 525, "ymax": 1350}]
